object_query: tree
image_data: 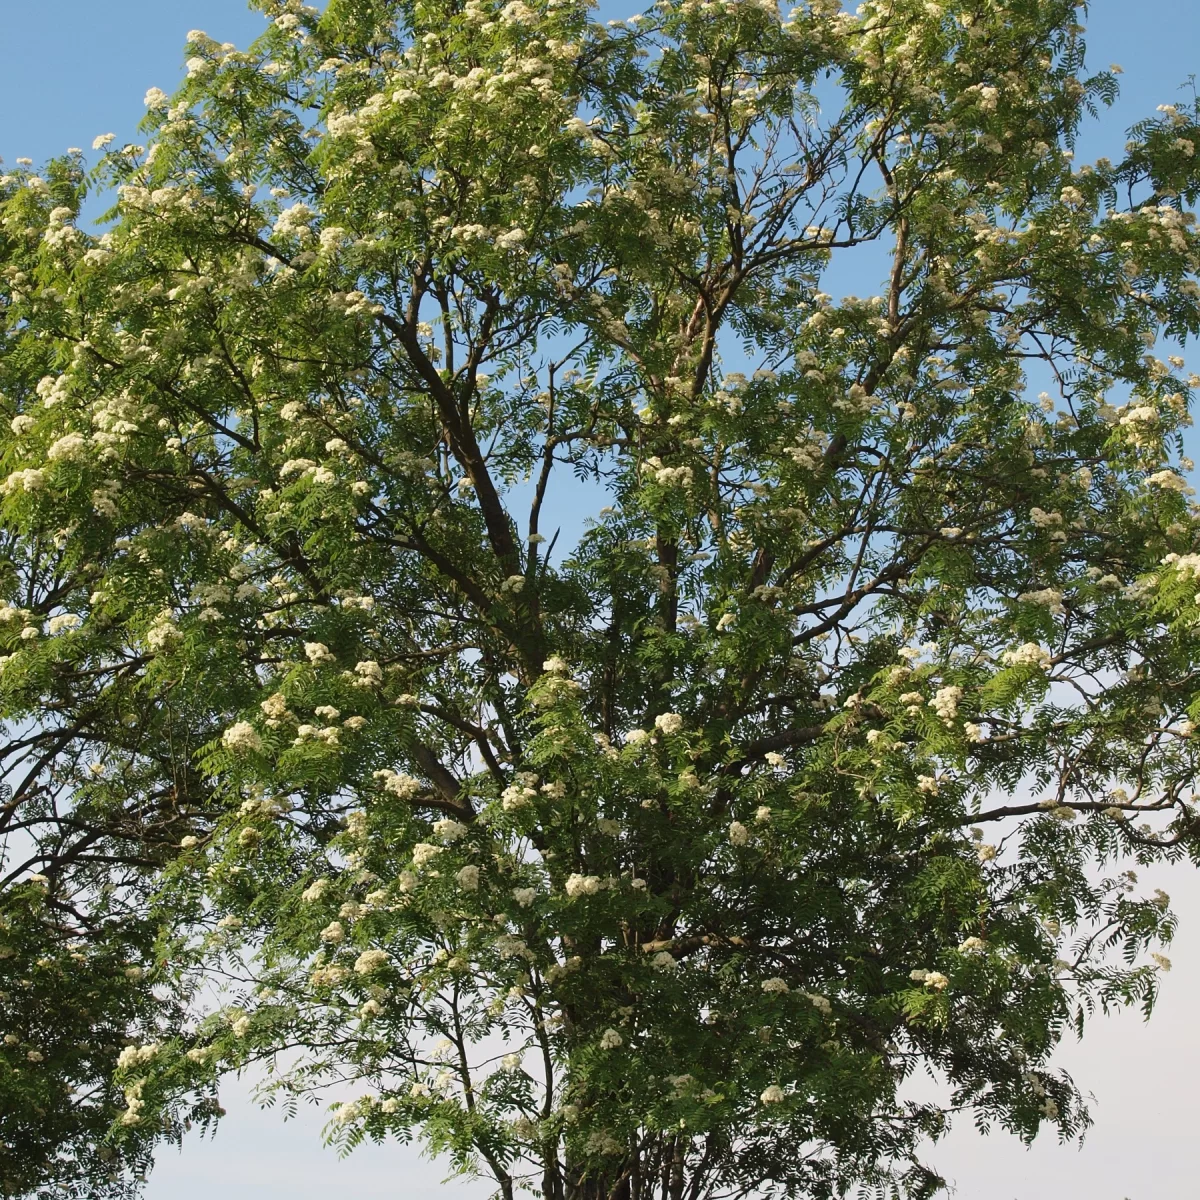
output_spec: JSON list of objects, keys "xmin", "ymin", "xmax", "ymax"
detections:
[{"xmin": 3, "ymin": 0, "xmax": 1200, "ymax": 1196}]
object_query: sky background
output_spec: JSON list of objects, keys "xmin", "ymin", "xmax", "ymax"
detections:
[{"xmin": 3, "ymin": 1, "xmax": 1200, "ymax": 1197}]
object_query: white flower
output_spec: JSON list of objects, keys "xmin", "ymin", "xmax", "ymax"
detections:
[
  {"xmin": 1145, "ymin": 469, "xmax": 1190, "ymax": 492},
  {"xmin": 456, "ymin": 865, "xmax": 481, "ymax": 892},
  {"xmin": 760, "ymin": 1085, "xmax": 785, "ymax": 1104},
  {"xmin": 47, "ymin": 432, "xmax": 87, "ymax": 460},
  {"xmin": 1001, "ymin": 642, "xmax": 1053, "ymax": 670},
  {"xmin": 494, "ymin": 934, "xmax": 530, "ymax": 960},
  {"xmin": 565, "ymin": 873, "xmax": 601, "ymax": 898},
  {"xmin": 512, "ymin": 886, "xmax": 537, "ymax": 907},
  {"xmin": 320, "ymin": 921, "xmax": 345, "ymax": 943},
  {"xmin": 92, "ymin": 133, "xmax": 116, "ymax": 150},
  {"xmin": 1017, "ymin": 588, "xmax": 1066, "ymax": 615},
  {"xmin": 764, "ymin": 751, "xmax": 786, "ymax": 768},
  {"xmin": 654, "ymin": 712, "xmax": 684, "ymax": 736},
  {"xmin": 501, "ymin": 781, "xmax": 537, "ymax": 810},
  {"xmin": 929, "ymin": 685, "xmax": 963, "ymax": 722},
  {"xmin": 728, "ymin": 821, "xmax": 749, "ymax": 846},
  {"xmin": 433, "ymin": 818, "xmax": 469, "ymax": 844},
  {"xmin": 375, "ymin": 770, "xmax": 421, "ymax": 800},
  {"xmin": 411, "ymin": 843, "xmax": 441, "ymax": 868},
  {"xmin": 301, "ymin": 879, "xmax": 330, "ymax": 902},
  {"xmin": 501, "ymin": 1052, "xmax": 523, "ymax": 1072},
  {"xmin": 542, "ymin": 655, "xmax": 569, "ymax": 673},
  {"xmin": 354, "ymin": 949, "xmax": 390, "ymax": 974},
  {"xmin": 761, "ymin": 977, "xmax": 789, "ymax": 994},
  {"xmin": 650, "ymin": 950, "xmax": 677, "ymax": 971},
  {"xmin": 116, "ymin": 1044, "xmax": 159, "ymax": 1070},
  {"xmin": 222, "ymin": 721, "xmax": 262, "ymax": 754},
  {"xmin": 304, "ymin": 641, "xmax": 335, "ymax": 665},
  {"xmin": 47, "ymin": 613, "xmax": 82, "ymax": 635},
  {"xmin": 1029, "ymin": 507, "xmax": 1063, "ymax": 529},
  {"xmin": 924, "ymin": 971, "xmax": 950, "ymax": 991},
  {"xmin": 144, "ymin": 87, "xmax": 169, "ymax": 107},
  {"xmin": 495, "ymin": 227, "xmax": 526, "ymax": 250},
  {"xmin": 354, "ymin": 660, "xmax": 383, "ymax": 685},
  {"xmin": 599, "ymin": 1028, "xmax": 623, "ymax": 1049},
  {"xmin": 806, "ymin": 992, "xmax": 832, "ymax": 1015},
  {"xmin": 2, "ymin": 468, "xmax": 46, "ymax": 494}
]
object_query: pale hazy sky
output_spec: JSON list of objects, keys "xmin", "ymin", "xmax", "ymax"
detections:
[{"xmin": 3, "ymin": 3, "xmax": 1199, "ymax": 1198}]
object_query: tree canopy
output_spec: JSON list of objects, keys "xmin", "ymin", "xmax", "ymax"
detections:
[{"xmin": 3, "ymin": 0, "xmax": 1200, "ymax": 1197}]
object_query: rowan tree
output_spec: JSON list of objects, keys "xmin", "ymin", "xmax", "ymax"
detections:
[{"xmin": 4, "ymin": 1, "xmax": 1200, "ymax": 1198}]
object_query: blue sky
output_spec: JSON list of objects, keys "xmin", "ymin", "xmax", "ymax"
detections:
[{"xmin": 4, "ymin": 2, "xmax": 1200, "ymax": 1197}]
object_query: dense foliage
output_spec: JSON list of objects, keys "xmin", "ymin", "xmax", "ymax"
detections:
[{"xmin": 4, "ymin": 0, "xmax": 1200, "ymax": 1196}]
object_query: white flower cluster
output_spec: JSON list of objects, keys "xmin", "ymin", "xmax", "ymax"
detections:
[
  {"xmin": 261, "ymin": 693, "xmax": 292, "ymax": 724},
  {"xmin": 431, "ymin": 819, "xmax": 467, "ymax": 844},
  {"xmin": 1144, "ymin": 469, "xmax": 1191, "ymax": 493},
  {"xmin": 301, "ymin": 878, "xmax": 330, "ymax": 903},
  {"xmin": 1017, "ymin": 587, "xmax": 1066, "ymax": 615},
  {"xmin": 928, "ymin": 685, "xmax": 962, "ymax": 723},
  {"xmin": 1028, "ymin": 507, "xmax": 1064, "ymax": 529},
  {"xmin": 116, "ymin": 1043, "xmax": 160, "ymax": 1070},
  {"xmin": 1001, "ymin": 642, "xmax": 1053, "ymax": 670},
  {"xmin": 351, "ymin": 659, "xmax": 383, "ymax": 686},
  {"xmin": 47, "ymin": 613, "xmax": 82, "ymax": 636},
  {"xmin": 1162, "ymin": 552, "xmax": 1200, "ymax": 580},
  {"xmin": 564, "ymin": 873, "xmax": 601, "ymax": 898},
  {"xmin": 354, "ymin": 949, "xmax": 389, "ymax": 974},
  {"xmin": 502, "ymin": 772, "xmax": 540, "ymax": 810},
  {"xmin": 832, "ymin": 383, "xmax": 878, "ymax": 415},
  {"xmin": 785, "ymin": 428, "xmax": 830, "ymax": 471},
  {"xmin": 910, "ymin": 968, "xmax": 949, "ymax": 991},
  {"xmin": 654, "ymin": 712, "xmax": 684, "ymax": 735},
  {"xmin": 273, "ymin": 202, "xmax": 316, "ymax": 241},
  {"xmin": 2, "ymin": 468, "xmax": 46, "ymax": 494},
  {"xmin": 304, "ymin": 641, "xmax": 335, "ymax": 665},
  {"xmin": 374, "ymin": 769, "xmax": 421, "ymax": 800},
  {"xmin": 222, "ymin": 721, "xmax": 262, "ymax": 754},
  {"xmin": 641, "ymin": 457, "xmax": 693, "ymax": 487},
  {"xmin": 411, "ymin": 843, "xmax": 441, "ymax": 868}
]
